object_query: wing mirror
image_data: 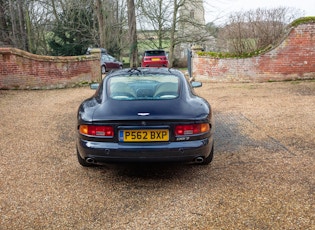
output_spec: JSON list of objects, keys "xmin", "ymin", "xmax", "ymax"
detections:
[
  {"xmin": 191, "ymin": 81, "xmax": 202, "ymax": 88},
  {"xmin": 90, "ymin": 83, "xmax": 100, "ymax": 90}
]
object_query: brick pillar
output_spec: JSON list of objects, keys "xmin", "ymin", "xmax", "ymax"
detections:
[{"xmin": 191, "ymin": 45, "xmax": 204, "ymax": 81}]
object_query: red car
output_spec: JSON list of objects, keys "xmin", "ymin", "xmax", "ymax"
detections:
[
  {"xmin": 101, "ymin": 54, "xmax": 123, "ymax": 74},
  {"xmin": 141, "ymin": 50, "xmax": 168, "ymax": 67}
]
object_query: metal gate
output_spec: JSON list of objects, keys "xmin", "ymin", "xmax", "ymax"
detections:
[{"xmin": 187, "ymin": 49, "xmax": 193, "ymax": 80}]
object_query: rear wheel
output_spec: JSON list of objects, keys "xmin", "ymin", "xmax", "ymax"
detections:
[
  {"xmin": 201, "ymin": 143, "xmax": 214, "ymax": 165},
  {"xmin": 77, "ymin": 149, "xmax": 95, "ymax": 167}
]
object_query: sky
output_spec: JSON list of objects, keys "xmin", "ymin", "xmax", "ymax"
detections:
[{"xmin": 204, "ymin": 0, "xmax": 315, "ymax": 24}]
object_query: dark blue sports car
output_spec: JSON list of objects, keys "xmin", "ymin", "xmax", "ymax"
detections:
[{"xmin": 76, "ymin": 68, "xmax": 214, "ymax": 166}]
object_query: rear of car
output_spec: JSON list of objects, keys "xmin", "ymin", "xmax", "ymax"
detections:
[
  {"xmin": 76, "ymin": 68, "xmax": 214, "ymax": 166},
  {"xmin": 101, "ymin": 54, "xmax": 123, "ymax": 73},
  {"xmin": 86, "ymin": 47, "xmax": 107, "ymax": 55},
  {"xmin": 141, "ymin": 50, "xmax": 168, "ymax": 67}
]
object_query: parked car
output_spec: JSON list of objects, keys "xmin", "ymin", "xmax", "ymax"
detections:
[
  {"xmin": 141, "ymin": 50, "xmax": 169, "ymax": 67},
  {"xmin": 76, "ymin": 68, "xmax": 214, "ymax": 166},
  {"xmin": 86, "ymin": 47, "xmax": 107, "ymax": 55},
  {"xmin": 101, "ymin": 54, "xmax": 123, "ymax": 74}
]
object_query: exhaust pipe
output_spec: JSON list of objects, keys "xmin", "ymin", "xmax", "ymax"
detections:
[
  {"xmin": 194, "ymin": 157, "xmax": 204, "ymax": 163},
  {"xmin": 86, "ymin": 158, "xmax": 95, "ymax": 164}
]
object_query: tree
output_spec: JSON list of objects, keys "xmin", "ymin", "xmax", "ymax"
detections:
[
  {"xmin": 104, "ymin": 0, "xmax": 129, "ymax": 58},
  {"xmin": 138, "ymin": 0, "xmax": 173, "ymax": 50},
  {"xmin": 0, "ymin": 0, "xmax": 128, "ymax": 57},
  {"xmin": 48, "ymin": 1, "xmax": 95, "ymax": 56},
  {"xmin": 218, "ymin": 7, "xmax": 303, "ymax": 54},
  {"xmin": 137, "ymin": 0, "xmax": 210, "ymax": 67},
  {"xmin": 169, "ymin": 0, "xmax": 209, "ymax": 67},
  {"xmin": 27, "ymin": 1, "xmax": 56, "ymax": 54},
  {"xmin": 94, "ymin": 0, "xmax": 106, "ymax": 49},
  {"xmin": 92, "ymin": 0, "xmax": 129, "ymax": 58},
  {"xmin": 167, "ymin": 0, "xmax": 184, "ymax": 68},
  {"xmin": 205, "ymin": 22, "xmax": 219, "ymax": 38},
  {"xmin": 0, "ymin": 0, "xmax": 28, "ymax": 50},
  {"xmin": 0, "ymin": 0, "xmax": 10, "ymax": 45},
  {"xmin": 1, "ymin": 0, "xmax": 216, "ymax": 63},
  {"xmin": 127, "ymin": 0, "xmax": 138, "ymax": 67}
]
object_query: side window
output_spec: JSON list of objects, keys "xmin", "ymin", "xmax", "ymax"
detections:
[
  {"xmin": 104, "ymin": 55, "xmax": 110, "ymax": 61},
  {"xmin": 101, "ymin": 55, "xmax": 106, "ymax": 61}
]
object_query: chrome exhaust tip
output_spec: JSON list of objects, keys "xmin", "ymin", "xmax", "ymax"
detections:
[
  {"xmin": 86, "ymin": 158, "xmax": 95, "ymax": 164},
  {"xmin": 194, "ymin": 157, "xmax": 204, "ymax": 163}
]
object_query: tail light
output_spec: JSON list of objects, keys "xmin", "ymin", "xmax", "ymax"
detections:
[
  {"xmin": 175, "ymin": 123, "xmax": 209, "ymax": 136},
  {"xmin": 79, "ymin": 125, "xmax": 114, "ymax": 137}
]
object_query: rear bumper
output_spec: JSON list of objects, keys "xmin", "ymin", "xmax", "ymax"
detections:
[{"xmin": 77, "ymin": 136, "xmax": 213, "ymax": 164}]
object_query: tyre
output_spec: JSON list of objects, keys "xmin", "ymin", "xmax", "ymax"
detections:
[{"xmin": 201, "ymin": 143, "xmax": 214, "ymax": 165}]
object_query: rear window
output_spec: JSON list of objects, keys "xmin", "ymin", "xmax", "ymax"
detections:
[
  {"xmin": 108, "ymin": 75, "xmax": 179, "ymax": 100},
  {"xmin": 144, "ymin": 50, "xmax": 166, "ymax": 57}
]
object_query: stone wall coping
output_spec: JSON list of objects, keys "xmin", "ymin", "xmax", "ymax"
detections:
[{"xmin": 0, "ymin": 47, "xmax": 99, "ymax": 63}]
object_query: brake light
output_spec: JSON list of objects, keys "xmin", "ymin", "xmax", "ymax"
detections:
[
  {"xmin": 79, "ymin": 125, "xmax": 114, "ymax": 137},
  {"xmin": 175, "ymin": 123, "xmax": 209, "ymax": 136}
]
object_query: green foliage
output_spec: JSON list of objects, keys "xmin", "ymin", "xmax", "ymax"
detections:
[
  {"xmin": 197, "ymin": 44, "xmax": 272, "ymax": 59},
  {"xmin": 290, "ymin": 16, "xmax": 315, "ymax": 27},
  {"xmin": 205, "ymin": 22, "xmax": 219, "ymax": 38},
  {"xmin": 137, "ymin": 37, "xmax": 171, "ymax": 53},
  {"xmin": 48, "ymin": 6, "xmax": 94, "ymax": 56}
]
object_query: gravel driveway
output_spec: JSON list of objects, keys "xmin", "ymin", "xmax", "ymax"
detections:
[{"xmin": 0, "ymin": 81, "xmax": 314, "ymax": 229}]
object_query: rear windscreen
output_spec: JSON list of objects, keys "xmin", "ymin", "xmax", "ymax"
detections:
[
  {"xmin": 108, "ymin": 75, "xmax": 179, "ymax": 100},
  {"xmin": 144, "ymin": 51, "xmax": 165, "ymax": 56}
]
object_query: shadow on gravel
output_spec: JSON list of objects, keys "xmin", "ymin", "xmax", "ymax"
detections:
[
  {"xmin": 214, "ymin": 112, "xmax": 294, "ymax": 155},
  {"xmin": 89, "ymin": 162, "xmax": 205, "ymax": 181},
  {"xmin": 80, "ymin": 112, "xmax": 296, "ymax": 179},
  {"xmin": 68, "ymin": 112, "xmax": 294, "ymax": 179},
  {"xmin": 214, "ymin": 112, "xmax": 258, "ymax": 153},
  {"xmin": 112, "ymin": 163, "xmax": 195, "ymax": 178},
  {"xmin": 58, "ymin": 112, "xmax": 77, "ymax": 144}
]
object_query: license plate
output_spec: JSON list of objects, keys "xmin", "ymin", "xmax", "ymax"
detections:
[
  {"xmin": 151, "ymin": 58, "xmax": 160, "ymax": 61},
  {"xmin": 119, "ymin": 129, "xmax": 169, "ymax": 142}
]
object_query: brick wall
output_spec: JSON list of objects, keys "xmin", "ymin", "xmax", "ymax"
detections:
[
  {"xmin": 192, "ymin": 23, "xmax": 315, "ymax": 82},
  {"xmin": 0, "ymin": 48, "xmax": 101, "ymax": 89},
  {"xmin": 1, "ymin": 22, "xmax": 314, "ymax": 89}
]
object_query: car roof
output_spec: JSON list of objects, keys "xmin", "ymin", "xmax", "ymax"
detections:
[{"xmin": 87, "ymin": 68, "xmax": 208, "ymax": 122}]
